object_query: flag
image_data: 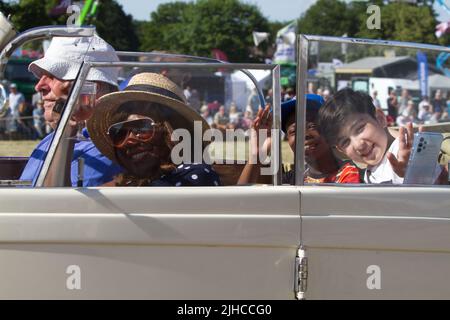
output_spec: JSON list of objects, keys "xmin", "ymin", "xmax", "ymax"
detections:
[
  {"xmin": 281, "ymin": 32, "xmax": 296, "ymax": 45},
  {"xmin": 252, "ymin": 32, "xmax": 269, "ymax": 46},
  {"xmin": 332, "ymin": 58, "xmax": 344, "ymax": 67},
  {"xmin": 437, "ymin": 0, "xmax": 450, "ymax": 14},
  {"xmin": 276, "ymin": 20, "xmax": 297, "ymax": 39},
  {"xmin": 49, "ymin": 0, "xmax": 72, "ymax": 17},
  {"xmin": 211, "ymin": 49, "xmax": 228, "ymax": 62},
  {"xmin": 417, "ymin": 51, "xmax": 428, "ymax": 97},
  {"xmin": 273, "ymin": 20, "xmax": 297, "ymax": 64},
  {"xmin": 435, "ymin": 21, "xmax": 450, "ymax": 38},
  {"xmin": 341, "ymin": 33, "xmax": 348, "ymax": 55}
]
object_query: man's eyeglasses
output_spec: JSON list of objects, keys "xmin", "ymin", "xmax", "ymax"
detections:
[{"xmin": 107, "ymin": 117, "xmax": 160, "ymax": 147}]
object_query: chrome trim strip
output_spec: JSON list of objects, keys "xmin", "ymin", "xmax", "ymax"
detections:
[
  {"xmin": 302, "ymin": 34, "xmax": 450, "ymax": 52},
  {"xmin": 295, "ymin": 35, "xmax": 308, "ymax": 186},
  {"xmin": 34, "ymin": 62, "xmax": 280, "ymax": 186},
  {"xmin": 273, "ymin": 64, "xmax": 282, "ymax": 186},
  {"xmin": 91, "ymin": 61, "xmax": 277, "ymax": 69}
]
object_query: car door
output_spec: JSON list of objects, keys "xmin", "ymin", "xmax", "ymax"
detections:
[
  {"xmin": 0, "ymin": 52, "xmax": 303, "ymax": 299},
  {"xmin": 0, "ymin": 186, "xmax": 300, "ymax": 299},
  {"xmin": 300, "ymin": 185, "xmax": 450, "ymax": 299},
  {"xmin": 296, "ymin": 34, "xmax": 450, "ymax": 299}
]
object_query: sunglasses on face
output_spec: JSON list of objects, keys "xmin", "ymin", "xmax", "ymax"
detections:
[{"xmin": 107, "ymin": 118, "xmax": 160, "ymax": 147}]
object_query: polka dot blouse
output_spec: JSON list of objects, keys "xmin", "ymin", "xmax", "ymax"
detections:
[{"xmin": 150, "ymin": 164, "xmax": 221, "ymax": 186}]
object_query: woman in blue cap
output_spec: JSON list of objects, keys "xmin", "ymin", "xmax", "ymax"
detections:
[{"xmin": 238, "ymin": 94, "xmax": 361, "ymax": 184}]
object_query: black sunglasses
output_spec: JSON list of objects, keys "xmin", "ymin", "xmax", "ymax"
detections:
[{"xmin": 107, "ymin": 117, "xmax": 158, "ymax": 147}]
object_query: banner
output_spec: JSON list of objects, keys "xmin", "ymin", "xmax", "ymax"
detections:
[
  {"xmin": 417, "ymin": 51, "xmax": 428, "ymax": 98},
  {"xmin": 341, "ymin": 33, "xmax": 348, "ymax": 55},
  {"xmin": 252, "ymin": 32, "xmax": 269, "ymax": 46},
  {"xmin": 273, "ymin": 20, "xmax": 297, "ymax": 64},
  {"xmin": 211, "ymin": 49, "xmax": 228, "ymax": 62},
  {"xmin": 49, "ymin": 0, "xmax": 72, "ymax": 17},
  {"xmin": 435, "ymin": 21, "xmax": 450, "ymax": 38}
]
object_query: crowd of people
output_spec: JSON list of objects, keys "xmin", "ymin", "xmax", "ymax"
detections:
[
  {"xmin": 384, "ymin": 88, "xmax": 450, "ymax": 126},
  {"xmin": 194, "ymin": 86, "xmax": 298, "ymax": 134},
  {"xmin": 0, "ymin": 84, "xmax": 48, "ymax": 140}
]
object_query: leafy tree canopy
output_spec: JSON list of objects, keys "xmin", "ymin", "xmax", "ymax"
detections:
[
  {"xmin": 139, "ymin": 0, "xmax": 269, "ymax": 62},
  {"xmin": 0, "ymin": 0, "xmax": 139, "ymax": 51},
  {"xmin": 298, "ymin": 0, "xmax": 441, "ymax": 45},
  {"xmin": 0, "ymin": 0, "xmax": 447, "ymax": 62},
  {"xmin": 356, "ymin": 2, "xmax": 440, "ymax": 45},
  {"xmin": 94, "ymin": 0, "xmax": 139, "ymax": 51}
]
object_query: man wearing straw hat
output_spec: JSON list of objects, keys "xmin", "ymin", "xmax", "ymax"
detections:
[{"xmin": 20, "ymin": 34, "xmax": 123, "ymax": 186}]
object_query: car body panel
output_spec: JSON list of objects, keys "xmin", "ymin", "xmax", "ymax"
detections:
[
  {"xmin": 300, "ymin": 186, "xmax": 450, "ymax": 299},
  {"xmin": 0, "ymin": 187, "xmax": 300, "ymax": 299}
]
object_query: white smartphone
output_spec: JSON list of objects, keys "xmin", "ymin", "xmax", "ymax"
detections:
[{"xmin": 404, "ymin": 132, "xmax": 443, "ymax": 185}]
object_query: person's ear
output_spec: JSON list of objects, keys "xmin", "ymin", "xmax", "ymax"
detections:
[
  {"xmin": 332, "ymin": 145, "xmax": 349, "ymax": 161},
  {"xmin": 375, "ymin": 108, "xmax": 387, "ymax": 128},
  {"xmin": 335, "ymin": 144, "xmax": 345, "ymax": 154},
  {"xmin": 62, "ymin": 81, "xmax": 72, "ymax": 92}
]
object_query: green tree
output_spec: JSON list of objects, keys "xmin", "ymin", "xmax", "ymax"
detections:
[
  {"xmin": 139, "ymin": 2, "xmax": 193, "ymax": 54},
  {"xmin": 297, "ymin": 1, "xmax": 441, "ymax": 45},
  {"xmin": 0, "ymin": 0, "xmax": 14, "ymax": 17},
  {"xmin": 139, "ymin": 0, "xmax": 269, "ymax": 62},
  {"xmin": 357, "ymin": 2, "xmax": 439, "ymax": 45},
  {"xmin": 0, "ymin": 0, "xmax": 139, "ymax": 51},
  {"xmin": 92, "ymin": 0, "xmax": 140, "ymax": 51},
  {"xmin": 9, "ymin": 0, "xmax": 57, "ymax": 31},
  {"xmin": 297, "ymin": 0, "xmax": 364, "ymax": 37},
  {"xmin": 188, "ymin": 0, "xmax": 269, "ymax": 61}
]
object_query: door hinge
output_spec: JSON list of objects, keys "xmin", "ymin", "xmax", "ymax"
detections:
[{"xmin": 294, "ymin": 245, "xmax": 307, "ymax": 300}]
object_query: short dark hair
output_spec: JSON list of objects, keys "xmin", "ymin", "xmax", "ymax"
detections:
[{"xmin": 318, "ymin": 88, "xmax": 376, "ymax": 146}]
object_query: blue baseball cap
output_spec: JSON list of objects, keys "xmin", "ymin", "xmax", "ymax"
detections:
[{"xmin": 281, "ymin": 94, "xmax": 325, "ymax": 131}]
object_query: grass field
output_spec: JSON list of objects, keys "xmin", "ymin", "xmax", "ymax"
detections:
[
  {"xmin": 0, "ymin": 140, "xmax": 295, "ymax": 163},
  {"xmin": 0, "ymin": 140, "xmax": 39, "ymax": 157}
]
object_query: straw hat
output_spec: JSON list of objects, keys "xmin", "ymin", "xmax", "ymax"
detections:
[{"xmin": 87, "ymin": 72, "xmax": 209, "ymax": 164}]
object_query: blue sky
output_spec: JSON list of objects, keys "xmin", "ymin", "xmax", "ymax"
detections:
[
  {"xmin": 116, "ymin": 0, "xmax": 315, "ymax": 22},
  {"xmin": 116, "ymin": 0, "xmax": 450, "ymax": 23}
]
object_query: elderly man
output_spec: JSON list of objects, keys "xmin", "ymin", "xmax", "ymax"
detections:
[{"xmin": 20, "ymin": 34, "xmax": 122, "ymax": 186}]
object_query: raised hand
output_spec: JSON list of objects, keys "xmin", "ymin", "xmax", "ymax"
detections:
[
  {"xmin": 387, "ymin": 122, "xmax": 422, "ymax": 177},
  {"xmin": 249, "ymin": 104, "xmax": 272, "ymax": 161},
  {"xmin": 253, "ymin": 104, "xmax": 272, "ymax": 131}
]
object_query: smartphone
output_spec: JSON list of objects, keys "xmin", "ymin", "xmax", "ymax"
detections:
[{"xmin": 404, "ymin": 132, "xmax": 443, "ymax": 185}]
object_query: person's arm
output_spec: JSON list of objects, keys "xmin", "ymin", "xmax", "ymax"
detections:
[
  {"xmin": 42, "ymin": 126, "xmax": 77, "ymax": 187},
  {"xmin": 239, "ymin": 164, "xmax": 272, "ymax": 184},
  {"xmin": 237, "ymin": 105, "xmax": 272, "ymax": 185}
]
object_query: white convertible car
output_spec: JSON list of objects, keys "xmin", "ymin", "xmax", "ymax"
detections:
[{"xmin": 0, "ymin": 23, "xmax": 449, "ymax": 300}]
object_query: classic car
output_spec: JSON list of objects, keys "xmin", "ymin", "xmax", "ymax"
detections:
[{"xmin": 0, "ymin": 21, "xmax": 449, "ymax": 300}]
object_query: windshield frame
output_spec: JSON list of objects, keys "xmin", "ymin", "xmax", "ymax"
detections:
[
  {"xmin": 295, "ymin": 34, "xmax": 450, "ymax": 186},
  {"xmin": 35, "ymin": 60, "xmax": 282, "ymax": 187}
]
